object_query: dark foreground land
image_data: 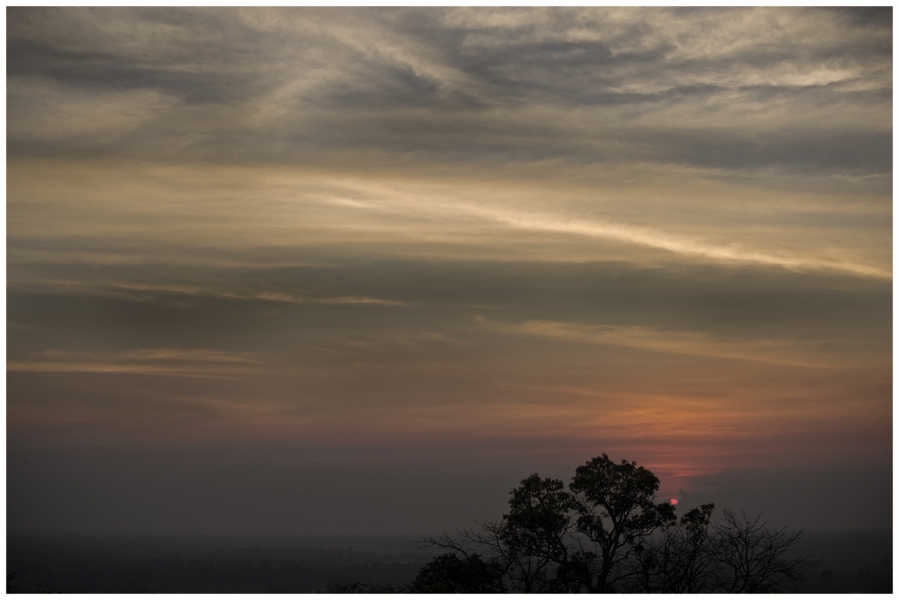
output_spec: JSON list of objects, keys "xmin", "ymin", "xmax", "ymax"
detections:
[{"xmin": 7, "ymin": 530, "xmax": 891, "ymax": 593}]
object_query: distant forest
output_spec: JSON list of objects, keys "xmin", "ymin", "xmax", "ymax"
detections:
[{"xmin": 7, "ymin": 456, "xmax": 892, "ymax": 593}]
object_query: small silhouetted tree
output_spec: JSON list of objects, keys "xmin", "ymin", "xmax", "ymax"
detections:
[
  {"xmin": 712, "ymin": 509, "xmax": 815, "ymax": 593},
  {"xmin": 7, "ymin": 572, "xmax": 19, "ymax": 594},
  {"xmin": 630, "ymin": 503, "xmax": 717, "ymax": 593},
  {"xmin": 503, "ymin": 474, "xmax": 579, "ymax": 592},
  {"xmin": 420, "ymin": 506, "xmax": 565, "ymax": 591},
  {"xmin": 409, "ymin": 553, "xmax": 505, "ymax": 593}
]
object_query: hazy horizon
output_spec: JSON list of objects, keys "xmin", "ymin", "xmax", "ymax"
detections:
[{"xmin": 7, "ymin": 7, "xmax": 892, "ymax": 538}]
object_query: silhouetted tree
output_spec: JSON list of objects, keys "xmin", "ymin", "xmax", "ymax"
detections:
[
  {"xmin": 630, "ymin": 503, "xmax": 717, "ymax": 593},
  {"xmin": 503, "ymin": 474, "xmax": 579, "ymax": 592},
  {"xmin": 7, "ymin": 571, "xmax": 19, "ymax": 594},
  {"xmin": 421, "ymin": 516, "xmax": 554, "ymax": 592},
  {"xmin": 416, "ymin": 454, "xmax": 818, "ymax": 593},
  {"xmin": 422, "ymin": 455, "xmax": 676, "ymax": 592},
  {"xmin": 326, "ymin": 581, "xmax": 400, "ymax": 593},
  {"xmin": 408, "ymin": 553, "xmax": 505, "ymax": 593},
  {"xmin": 712, "ymin": 509, "xmax": 815, "ymax": 593},
  {"xmin": 568, "ymin": 455, "xmax": 676, "ymax": 591}
]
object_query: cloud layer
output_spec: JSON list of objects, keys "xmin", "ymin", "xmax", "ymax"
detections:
[{"xmin": 7, "ymin": 8, "xmax": 892, "ymax": 535}]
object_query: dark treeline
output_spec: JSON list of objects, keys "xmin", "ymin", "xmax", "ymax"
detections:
[
  {"xmin": 7, "ymin": 531, "xmax": 890, "ymax": 594},
  {"xmin": 349, "ymin": 455, "xmax": 890, "ymax": 594},
  {"xmin": 7, "ymin": 535, "xmax": 428, "ymax": 593},
  {"xmin": 6, "ymin": 456, "xmax": 892, "ymax": 593},
  {"xmin": 402, "ymin": 455, "xmax": 816, "ymax": 593}
]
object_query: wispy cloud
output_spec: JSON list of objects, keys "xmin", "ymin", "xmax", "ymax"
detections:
[
  {"xmin": 6, "ymin": 277, "xmax": 412, "ymax": 307},
  {"xmin": 8, "ymin": 348, "xmax": 264, "ymax": 379},
  {"xmin": 463, "ymin": 204, "xmax": 891, "ymax": 279},
  {"xmin": 7, "ymin": 8, "xmax": 890, "ymax": 175},
  {"xmin": 253, "ymin": 292, "xmax": 410, "ymax": 306},
  {"xmin": 481, "ymin": 317, "xmax": 868, "ymax": 369}
]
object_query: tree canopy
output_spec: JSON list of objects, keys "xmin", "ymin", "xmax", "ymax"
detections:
[{"xmin": 416, "ymin": 455, "xmax": 815, "ymax": 593}]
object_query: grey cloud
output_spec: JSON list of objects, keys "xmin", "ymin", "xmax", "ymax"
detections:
[
  {"xmin": 8, "ymin": 257, "xmax": 890, "ymax": 361},
  {"xmin": 8, "ymin": 8, "xmax": 344, "ymax": 105},
  {"xmin": 307, "ymin": 62, "xmax": 482, "ymax": 112},
  {"xmin": 7, "ymin": 7, "xmax": 891, "ymax": 177},
  {"xmin": 824, "ymin": 7, "xmax": 892, "ymax": 31},
  {"xmin": 628, "ymin": 128, "xmax": 892, "ymax": 174}
]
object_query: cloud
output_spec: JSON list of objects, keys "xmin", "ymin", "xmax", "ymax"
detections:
[
  {"xmin": 8, "ymin": 76, "xmax": 180, "ymax": 144},
  {"xmin": 6, "ymin": 8, "xmax": 891, "ymax": 536},
  {"xmin": 6, "ymin": 276, "xmax": 413, "ymax": 308},
  {"xmin": 7, "ymin": 8, "xmax": 891, "ymax": 177},
  {"xmin": 482, "ymin": 317, "xmax": 883, "ymax": 369},
  {"xmin": 461, "ymin": 204, "xmax": 891, "ymax": 279},
  {"xmin": 8, "ymin": 348, "xmax": 263, "ymax": 378}
]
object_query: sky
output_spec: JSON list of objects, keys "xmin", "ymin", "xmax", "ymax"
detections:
[{"xmin": 6, "ymin": 7, "xmax": 893, "ymax": 536}]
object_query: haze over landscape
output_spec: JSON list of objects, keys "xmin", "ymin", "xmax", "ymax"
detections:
[{"xmin": 7, "ymin": 6, "xmax": 892, "ymax": 548}]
